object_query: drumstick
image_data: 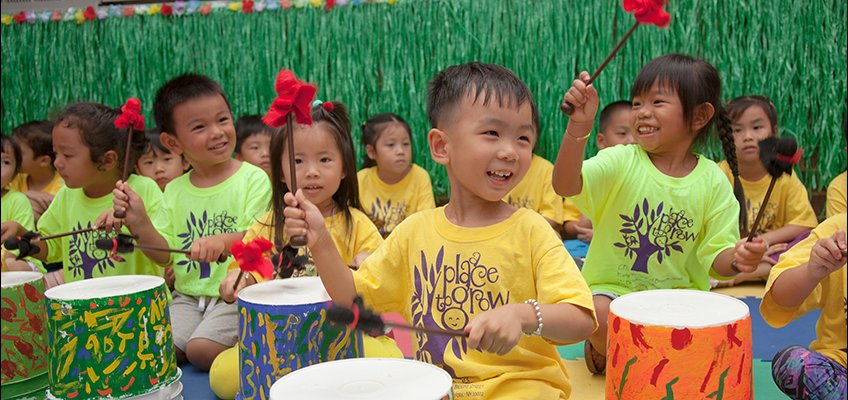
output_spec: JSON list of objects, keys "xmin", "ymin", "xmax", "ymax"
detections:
[
  {"xmin": 327, "ymin": 298, "xmax": 468, "ymax": 338},
  {"xmin": 113, "ymin": 98, "xmax": 144, "ymax": 219},
  {"xmin": 4, "ymin": 227, "xmax": 103, "ymax": 255},
  {"xmin": 94, "ymin": 235, "xmax": 228, "ymax": 263},
  {"xmin": 746, "ymin": 137, "xmax": 802, "ymax": 242},
  {"xmin": 285, "ymin": 113, "xmax": 308, "ymax": 248}
]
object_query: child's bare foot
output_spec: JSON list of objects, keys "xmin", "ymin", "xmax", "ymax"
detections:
[{"xmin": 584, "ymin": 340, "xmax": 606, "ymax": 374}]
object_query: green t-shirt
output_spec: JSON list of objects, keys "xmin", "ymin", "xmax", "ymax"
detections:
[
  {"xmin": 156, "ymin": 162, "xmax": 271, "ymax": 297},
  {"xmin": 570, "ymin": 145, "xmax": 739, "ymax": 295},
  {"xmin": 2, "ymin": 189, "xmax": 34, "ymax": 232},
  {"xmin": 39, "ymin": 175, "xmax": 163, "ymax": 282}
]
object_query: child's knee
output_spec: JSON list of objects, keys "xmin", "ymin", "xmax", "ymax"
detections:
[{"xmin": 186, "ymin": 338, "xmax": 229, "ymax": 371}]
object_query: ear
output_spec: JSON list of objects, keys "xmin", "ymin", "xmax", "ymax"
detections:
[
  {"xmin": 160, "ymin": 132, "xmax": 183, "ymax": 155},
  {"xmin": 35, "ymin": 155, "xmax": 52, "ymax": 168},
  {"xmin": 99, "ymin": 150, "xmax": 119, "ymax": 171},
  {"xmin": 428, "ymin": 128, "xmax": 449, "ymax": 166},
  {"xmin": 181, "ymin": 158, "xmax": 190, "ymax": 171},
  {"xmin": 596, "ymin": 133, "xmax": 607, "ymax": 150},
  {"xmin": 690, "ymin": 103, "xmax": 716, "ymax": 132},
  {"xmin": 364, "ymin": 144, "xmax": 377, "ymax": 161}
]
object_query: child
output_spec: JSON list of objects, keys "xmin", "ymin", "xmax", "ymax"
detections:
[
  {"xmin": 135, "ymin": 128, "xmax": 189, "ymax": 191},
  {"xmin": 715, "ymin": 96, "xmax": 818, "ymax": 286},
  {"xmin": 4, "ymin": 103, "xmax": 163, "ymax": 285},
  {"xmin": 760, "ymin": 213, "xmax": 846, "ymax": 399},
  {"xmin": 234, "ymin": 115, "xmax": 272, "ymax": 176},
  {"xmin": 284, "ymin": 62, "xmax": 597, "ymax": 399},
  {"xmin": 110, "ymin": 73, "xmax": 272, "ymax": 371},
  {"xmin": 504, "ymin": 153, "xmax": 563, "ymax": 233},
  {"xmin": 210, "ymin": 101, "xmax": 387, "ymax": 400},
  {"xmin": 825, "ymin": 115, "xmax": 846, "ymax": 218},
  {"xmin": 562, "ymin": 100, "xmax": 635, "ymax": 242},
  {"xmin": 1, "ymin": 135, "xmax": 34, "ymax": 244},
  {"xmin": 552, "ymin": 53, "xmax": 767, "ymax": 374},
  {"xmin": 357, "ymin": 113, "xmax": 435, "ymax": 237},
  {"xmin": 9, "ymin": 120, "xmax": 64, "ymax": 221}
]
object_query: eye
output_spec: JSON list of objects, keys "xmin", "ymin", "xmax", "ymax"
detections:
[
  {"xmin": 320, "ymin": 157, "xmax": 332, "ymax": 163},
  {"xmin": 732, "ymin": 126, "xmax": 742, "ymax": 134},
  {"xmin": 163, "ymin": 156, "xmax": 173, "ymax": 162},
  {"xmin": 191, "ymin": 124, "xmax": 204, "ymax": 132},
  {"xmin": 518, "ymin": 135, "xmax": 531, "ymax": 143},
  {"xmin": 484, "ymin": 130, "xmax": 499, "ymax": 137},
  {"xmin": 219, "ymin": 116, "xmax": 230, "ymax": 124},
  {"xmin": 294, "ymin": 158, "xmax": 303, "ymax": 164}
]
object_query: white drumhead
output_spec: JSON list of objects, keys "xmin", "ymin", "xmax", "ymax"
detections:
[
  {"xmin": 610, "ymin": 289, "xmax": 749, "ymax": 328},
  {"xmin": 1, "ymin": 271, "xmax": 43, "ymax": 288},
  {"xmin": 269, "ymin": 358, "xmax": 452, "ymax": 400},
  {"xmin": 238, "ymin": 276, "xmax": 330, "ymax": 306},
  {"xmin": 44, "ymin": 275, "xmax": 164, "ymax": 300}
]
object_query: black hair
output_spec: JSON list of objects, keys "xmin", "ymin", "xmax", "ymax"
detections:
[
  {"xmin": 153, "ymin": 73, "xmax": 232, "ymax": 136},
  {"xmin": 12, "ymin": 120, "xmax": 55, "ymax": 161},
  {"xmin": 55, "ymin": 102, "xmax": 147, "ymax": 175},
  {"xmin": 268, "ymin": 101, "xmax": 360, "ymax": 248},
  {"xmin": 141, "ymin": 127, "xmax": 171, "ymax": 155},
  {"xmin": 1, "ymin": 134, "xmax": 22, "ymax": 177},
  {"xmin": 598, "ymin": 100, "xmax": 633, "ymax": 134},
  {"xmin": 235, "ymin": 115, "xmax": 274, "ymax": 154},
  {"xmin": 426, "ymin": 62, "xmax": 539, "ymax": 133},
  {"xmin": 360, "ymin": 113, "xmax": 412, "ymax": 169},
  {"xmin": 726, "ymin": 96, "xmax": 779, "ymax": 135},
  {"xmin": 631, "ymin": 53, "xmax": 746, "ymax": 234}
]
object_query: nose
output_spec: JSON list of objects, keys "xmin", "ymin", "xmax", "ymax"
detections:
[
  {"xmin": 497, "ymin": 142, "xmax": 518, "ymax": 162},
  {"xmin": 303, "ymin": 161, "xmax": 319, "ymax": 178}
]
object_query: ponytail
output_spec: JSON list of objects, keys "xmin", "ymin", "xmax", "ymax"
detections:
[{"xmin": 716, "ymin": 106, "xmax": 747, "ymax": 236}]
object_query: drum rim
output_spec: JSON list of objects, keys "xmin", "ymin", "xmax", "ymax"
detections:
[
  {"xmin": 43, "ymin": 275, "xmax": 164, "ymax": 300},
  {"xmin": 1, "ymin": 271, "xmax": 44, "ymax": 288},
  {"xmin": 609, "ymin": 289, "xmax": 750, "ymax": 328},
  {"xmin": 238, "ymin": 276, "xmax": 331, "ymax": 305}
]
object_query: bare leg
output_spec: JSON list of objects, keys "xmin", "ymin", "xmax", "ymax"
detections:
[
  {"xmin": 175, "ymin": 346, "xmax": 187, "ymax": 364},
  {"xmin": 589, "ymin": 295, "xmax": 612, "ymax": 356},
  {"xmin": 186, "ymin": 338, "xmax": 230, "ymax": 371}
]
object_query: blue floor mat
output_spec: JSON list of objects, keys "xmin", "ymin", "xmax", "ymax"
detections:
[{"xmin": 180, "ymin": 363, "xmax": 217, "ymax": 399}]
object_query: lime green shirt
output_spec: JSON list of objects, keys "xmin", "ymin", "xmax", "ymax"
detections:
[
  {"xmin": 156, "ymin": 162, "xmax": 271, "ymax": 297},
  {"xmin": 2, "ymin": 189, "xmax": 34, "ymax": 232},
  {"xmin": 570, "ymin": 145, "xmax": 739, "ymax": 295}
]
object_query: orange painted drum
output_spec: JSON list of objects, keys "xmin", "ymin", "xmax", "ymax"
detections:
[{"xmin": 606, "ymin": 289, "xmax": 752, "ymax": 400}]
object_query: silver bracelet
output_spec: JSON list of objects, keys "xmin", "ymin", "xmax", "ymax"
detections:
[{"xmin": 524, "ymin": 299, "xmax": 543, "ymax": 336}]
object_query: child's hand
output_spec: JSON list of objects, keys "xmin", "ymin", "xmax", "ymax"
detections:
[
  {"xmin": 807, "ymin": 231, "xmax": 847, "ymax": 280},
  {"xmin": 112, "ymin": 180, "xmax": 149, "ymax": 230},
  {"xmin": 1, "ymin": 221, "xmax": 24, "ymax": 243},
  {"xmin": 283, "ymin": 190, "xmax": 328, "ymax": 248},
  {"xmin": 189, "ymin": 235, "xmax": 226, "ymax": 263},
  {"xmin": 164, "ymin": 266, "xmax": 175, "ymax": 291},
  {"xmin": 219, "ymin": 269, "xmax": 255, "ymax": 303},
  {"xmin": 95, "ymin": 209, "xmax": 122, "ymax": 234},
  {"xmin": 24, "ymin": 191, "xmax": 54, "ymax": 221},
  {"xmin": 464, "ymin": 304, "xmax": 524, "ymax": 356},
  {"xmin": 563, "ymin": 71, "xmax": 600, "ymax": 126},
  {"xmin": 575, "ymin": 224, "xmax": 593, "ymax": 243},
  {"xmin": 734, "ymin": 237, "xmax": 768, "ymax": 272}
]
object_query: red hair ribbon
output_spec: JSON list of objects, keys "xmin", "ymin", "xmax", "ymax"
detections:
[
  {"xmin": 231, "ymin": 238, "xmax": 274, "ymax": 279},
  {"xmin": 262, "ymin": 70, "xmax": 317, "ymax": 128},
  {"xmin": 623, "ymin": 0, "xmax": 670, "ymax": 27},
  {"xmin": 775, "ymin": 148, "xmax": 804, "ymax": 164},
  {"xmin": 114, "ymin": 98, "xmax": 145, "ymax": 130}
]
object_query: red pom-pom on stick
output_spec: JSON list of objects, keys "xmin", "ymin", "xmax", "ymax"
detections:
[
  {"xmin": 114, "ymin": 98, "xmax": 145, "ymax": 218},
  {"xmin": 230, "ymin": 238, "xmax": 275, "ymax": 291}
]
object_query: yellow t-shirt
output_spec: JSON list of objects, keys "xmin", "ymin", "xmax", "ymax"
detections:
[
  {"xmin": 505, "ymin": 155, "xmax": 563, "ymax": 225},
  {"xmin": 232, "ymin": 207, "xmax": 383, "ymax": 279},
  {"xmin": 354, "ymin": 207, "xmax": 596, "ymax": 399},
  {"xmin": 760, "ymin": 213, "xmax": 847, "ymax": 367},
  {"xmin": 562, "ymin": 198, "xmax": 582, "ymax": 223},
  {"xmin": 826, "ymin": 171, "xmax": 847, "ymax": 219},
  {"xmin": 8, "ymin": 172, "xmax": 64, "ymax": 196},
  {"xmin": 718, "ymin": 161, "xmax": 818, "ymax": 233},
  {"xmin": 357, "ymin": 164, "xmax": 435, "ymax": 237}
]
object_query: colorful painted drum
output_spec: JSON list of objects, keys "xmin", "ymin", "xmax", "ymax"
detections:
[
  {"xmin": 269, "ymin": 358, "xmax": 453, "ymax": 400},
  {"xmin": 606, "ymin": 289, "xmax": 752, "ymax": 400},
  {"xmin": 44, "ymin": 275, "xmax": 178, "ymax": 400},
  {"xmin": 1, "ymin": 271, "xmax": 48, "ymax": 400},
  {"xmin": 237, "ymin": 277, "xmax": 362, "ymax": 400}
]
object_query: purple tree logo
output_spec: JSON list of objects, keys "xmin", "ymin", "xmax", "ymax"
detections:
[
  {"xmin": 177, "ymin": 210, "xmax": 238, "ymax": 278},
  {"xmin": 614, "ymin": 199, "xmax": 694, "ymax": 273}
]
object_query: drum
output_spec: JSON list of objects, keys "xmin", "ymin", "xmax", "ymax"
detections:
[
  {"xmin": 44, "ymin": 275, "xmax": 179, "ymax": 400},
  {"xmin": 1, "ymin": 271, "xmax": 48, "ymax": 399},
  {"xmin": 606, "ymin": 289, "xmax": 752, "ymax": 400},
  {"xmin": 269, "ymin": 358, "xmax": 453, "ymax": 400},
  {"xmin": 237, "ymin": 277, "xmax": 362, "ymax": 400}
]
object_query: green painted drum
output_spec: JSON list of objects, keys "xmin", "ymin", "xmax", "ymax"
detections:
[
  {"xmin": 1, "ymin": 271, "xmax": 48, "ymax": 400},
  {"xmin": 44, "ymin": 275, "xmax": 178, "ymax": 400}
]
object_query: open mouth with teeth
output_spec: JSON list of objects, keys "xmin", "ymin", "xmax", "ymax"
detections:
[
  {"xmin": 302, "ymin": 184, "xmax": 323, "ymax": 193},
  {"xmin": 637, "ymin": 126, "xmax": 658, "ymax": 137},
  {"xmin": 209, "ymin": 142, "xmax": 228, "ymax": 151},
  {"xmin": 487, "ymin": 170, "xmax": 513, "ymax": 182}
]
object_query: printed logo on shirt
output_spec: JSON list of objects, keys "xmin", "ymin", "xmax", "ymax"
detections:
[
  {"xmin": 506, "ymin": 195, "xmax": 535, "ymax": 211},
  {"xmin": 176, "ymin": 210, "xmax": 238, "ymax": 278},
  {"xmin": 411, "ymin": 246, "xmax": 510, "ymax": 377},
  {"xmin": 614, "ymin": 198, "xmax": 696, "ymax": 273},
  {"xmin": 746, "ymin": 199, "xmax": 777, "ymax": 233},
  {"xmin": 67, "ymin": 222, "xmax": 117, "ymax": 280},
  {"xmin": 368, "ymin": 197, "xmax": 408, "ymax": 236}
]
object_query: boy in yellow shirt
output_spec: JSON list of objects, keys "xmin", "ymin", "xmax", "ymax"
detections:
[
  {"xmin": 283, "ymin": 62, "xmax": 597, "ymax": 399},
  {"xmin": 10, "ymin": 120, "xmax": 64, "ymax": 221}
]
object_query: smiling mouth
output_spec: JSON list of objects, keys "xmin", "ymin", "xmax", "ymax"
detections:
[
  {"xmin": 209, "ymin": 142, "xmax": 227, "ymax": 151},
  {"xmin": 487, "ymin": 170, "xmax": 512, "ymax": 181},
  {"xmin": 637, "ymin": 126, "xmax": 658, "ymax": 136}
]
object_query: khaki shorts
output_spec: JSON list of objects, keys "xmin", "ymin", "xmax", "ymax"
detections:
[{"xmin": 169, "ymin": 291, "xmax": 238, "ymax": 351}]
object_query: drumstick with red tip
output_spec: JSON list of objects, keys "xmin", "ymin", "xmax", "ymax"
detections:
[
  {"xmin": 746, "ymin": 136, "xmax": 802, "ymax": 242},
  {"xmin": 94, "ymin": 234, "xmax": 229, "ymax": 263},
  {"xmin": 327, "ymin": 297, "xmax": 468, "ymax": 338},
  {"xmin": 113, "ymin": 98, "xmax": 145, "ymax": 219},
  {"xmin": 230, "ymin": 238, "xmax": 275, "ymax": 292}
]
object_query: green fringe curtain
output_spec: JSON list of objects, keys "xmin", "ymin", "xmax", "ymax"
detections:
[{"xmin": 2, "ymin": 0, "xmax": 846, "ymax": 197}]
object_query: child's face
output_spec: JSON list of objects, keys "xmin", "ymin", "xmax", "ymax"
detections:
[
  {"xmin": 283, "ymin": 124, "xmax": 345, "ymax": 214},
  {"xmin": 367, "ymin": 123, "xmax": 412, "ymax": 177},
  {"xmin": 731, "ymin": 105, "xmax": 776, "ymax": 165},
  {"xmin": 136, "ymin": 149, "xmax": 186, "ymax": 191},
  {"xmin": 631, "ymin": 82, "xmax": 689, "ymax": 154},
  {"xmin": 16, "ymin": 140, "xmax": 38, "ymax": 175},
  {"xmin": 165, "ymin": 94, "xmax": 236, "ymax": 170},
  {"xmin": 52, "ymin": 124, "xmax": 101, "ymax": 189},
  {"xmin": 236, "ymin": 132, "xmax": 271, "ymax": 176},
  {"xmin": 1, "ymin": 143, "xmax": 15, "ymax": 189},
  {"xmin": 598, "ymin": 108, "xmax": 636, "ymax": 149},
  {"xmin": 434, "ymin": 93, "xmax": 536, "ymax": 202}
]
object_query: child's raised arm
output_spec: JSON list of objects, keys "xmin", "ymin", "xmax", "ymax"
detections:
[
  {"xmin": 769, "ymin": 230, "xmax": 846, "ymax": 308},
  {"xmin": 552, "ymin": 71, "xmax": 600, "ymax": 197},
  {"xmin": 283, "ymin": 189, "xmax": 357, "ymax": 305}
]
